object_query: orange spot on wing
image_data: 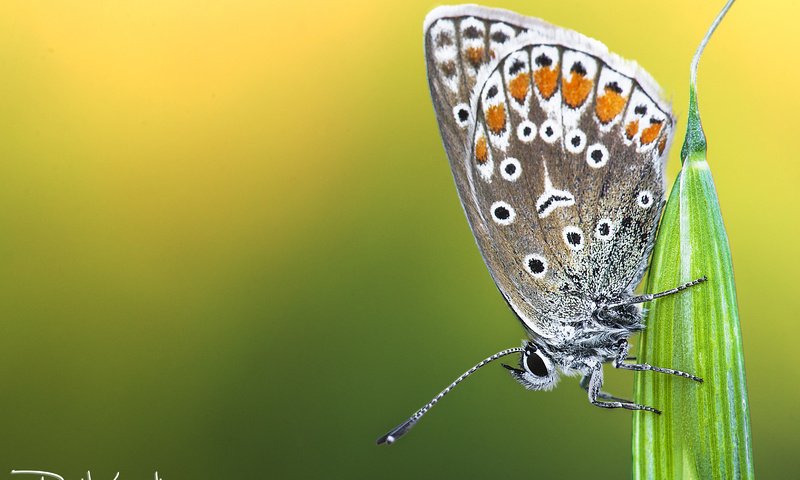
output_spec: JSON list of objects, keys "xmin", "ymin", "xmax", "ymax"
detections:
[
  {"xmin": 625, "ymin": 120, "xmax": 639, "ymax": 140},
  {"xmin": 534, "ymin": 67, "xmax": 558, "ymax": 99},
  {"xmin": 465, "ymin": 47, "xmax": 485, "ymax": 68},
  {"xmin": 562, "ymin": 72, "xmax": 593, "ymax": 108},
  {"xmin": 640, "ymin": 122, "xmax": 663, "ymax": 145},
  {"xmin": 508, "ymin": 73, "xmax": 530, "ymax": 103},
  {"xmin": 485, "ymin": 104, "xmax": 506, "ymax": 134},
  {"xmin": 475, "ymin": 136, "xmax": 488, "ymax": 164},
  {"xmin": 658, "ymin": 135, "xmax": 667, "ymax": 155},
  {"xmin": 595, "ymin": 89, "xmax": 627, "ymax": 124}
]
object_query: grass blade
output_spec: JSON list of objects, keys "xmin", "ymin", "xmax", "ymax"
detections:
[{"xmin": 631, "ymin": 1, "xmax": 754, "ymax": 478}]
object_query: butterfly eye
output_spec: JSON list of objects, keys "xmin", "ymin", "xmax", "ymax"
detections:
[
  {"xmin": 505, "ymin": 343, "xmax": 559, "ymax": 391},
  {"xmin": 524, "ymin": 348, "xmax": 549, "ymax": 377}
]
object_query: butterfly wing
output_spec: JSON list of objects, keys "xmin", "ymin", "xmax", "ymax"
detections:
[
  {"xmin": 424, "ymin": 6, "xmax": 674, "ymax": 340},
  {"xmin": 423, "ymin": 8, "xmax": 530, "ymax": 234}
]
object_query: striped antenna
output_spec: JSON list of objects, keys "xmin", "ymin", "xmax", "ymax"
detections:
[{"xmin": 376, "ymin": 346, "xmax": 524, "ymax": 445}]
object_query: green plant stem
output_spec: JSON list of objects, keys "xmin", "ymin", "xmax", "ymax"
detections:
[{"xmin": 631, "ymin": 1, "xmax": 753, "ymax": 478}]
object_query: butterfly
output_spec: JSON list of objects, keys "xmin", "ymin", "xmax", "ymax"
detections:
[{"xmin": 376, "ymin": 5, "xmax": 708, "ymax": 446}]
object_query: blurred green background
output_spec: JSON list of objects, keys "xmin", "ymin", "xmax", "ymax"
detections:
[{"xmin": 0, "ymin": 0, "xmax": 796, "ymax": 478}]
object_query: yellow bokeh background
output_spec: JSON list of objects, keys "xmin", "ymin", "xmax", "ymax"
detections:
[{"xmin": 0, "ymin": 1, "xmax": 796, "ymax": 477}]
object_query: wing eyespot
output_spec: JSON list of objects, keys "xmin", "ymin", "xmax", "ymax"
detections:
[
  {"xmin": 636, "ymin": 190, "xmax": 653, "ymax": 209},
  {"xmin": 517, "ymin": 120, "xmax": 537, "ymax": 142},
  {"xmin": 452, "ymin": 103, "xmax": 470, "ymax": 128},
  {"xmin": 565, "ymin": 129, "xmax": 586, "ymax": 154},
  {"xmin": 539, "ymin": 119, "xmax": 561, "ymax": 144},
  {"xmin": 586, "ymin": 144, "xmax": 609, "ymax": 168},
  {"xmin": 562, "ymin": 226, "xmax": 585, "ymax": 251},
  {"xmin": 595, "ymin": 219, "xmax": 614, "ymax": 240},
  {"xmin": 523, "ymin": 254, "xmax": 548, "ymax": 279},
  {"xmin": 499, "ymin": 158, "xmax": 522, "ymax": 182},
  {"xmin": 490, "ymin": 201, "xmax": 516, "ymax": 225}
]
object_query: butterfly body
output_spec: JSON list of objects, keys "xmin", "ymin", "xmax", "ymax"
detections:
[{"xmin": 376, "ymin": 5, "xmax": 703, "ymax": 445}]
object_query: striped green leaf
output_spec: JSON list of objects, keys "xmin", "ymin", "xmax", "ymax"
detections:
[{"xmin": 631, "ymin": 1, "xmax": 754, "ymax": 478}]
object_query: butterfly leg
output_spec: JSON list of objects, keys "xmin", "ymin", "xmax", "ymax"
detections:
[
  {"xmin": 613, "ymin": 340, "xmax": 703, "ymax": 382},
  {"xmin": 579, "ymin": 374, "xmax": 632, "ymax": 403},
  {"xmin": 605, "ymin": 277, "xmax": 707, "ymax": 308},
  {"xmin": 586, "ymin": 365, "xmax": 660, "ymax": 414}
]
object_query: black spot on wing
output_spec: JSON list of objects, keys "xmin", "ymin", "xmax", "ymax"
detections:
[
  {"xmin": 509, "ymin": 59, "xmax": 526, "ymax": 76},
  {"xmin": 605, "ymin": 81, "xmax": 623, "ymax": 94},
  {"xmin": 435, "ymin": 31, "xmax": 453, "ymax": 47},
  {"xmin": 528, "ymin": 258, "xmax": 545, "ymax": 274},
  {"xmin": 535, "ymin": 54, "xmax": 552, "ymax": 67},
  {"xmin": 537, "ymin": 195, "xmax": 571, "ymax": 215},
  {"xmin": 491, "ymin": 31, "xmax": 509, "ymax": 43},
  {"xmin": 464, "ymin": 26, "xmax": 482, "ymax": 39},
  {"xmin": 570, "ymin": 62, "xmax": 587, "ymax": 76},
  {"xmin": 566, "ymin": 231, "xmax": 582, "ymax": 246}
]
